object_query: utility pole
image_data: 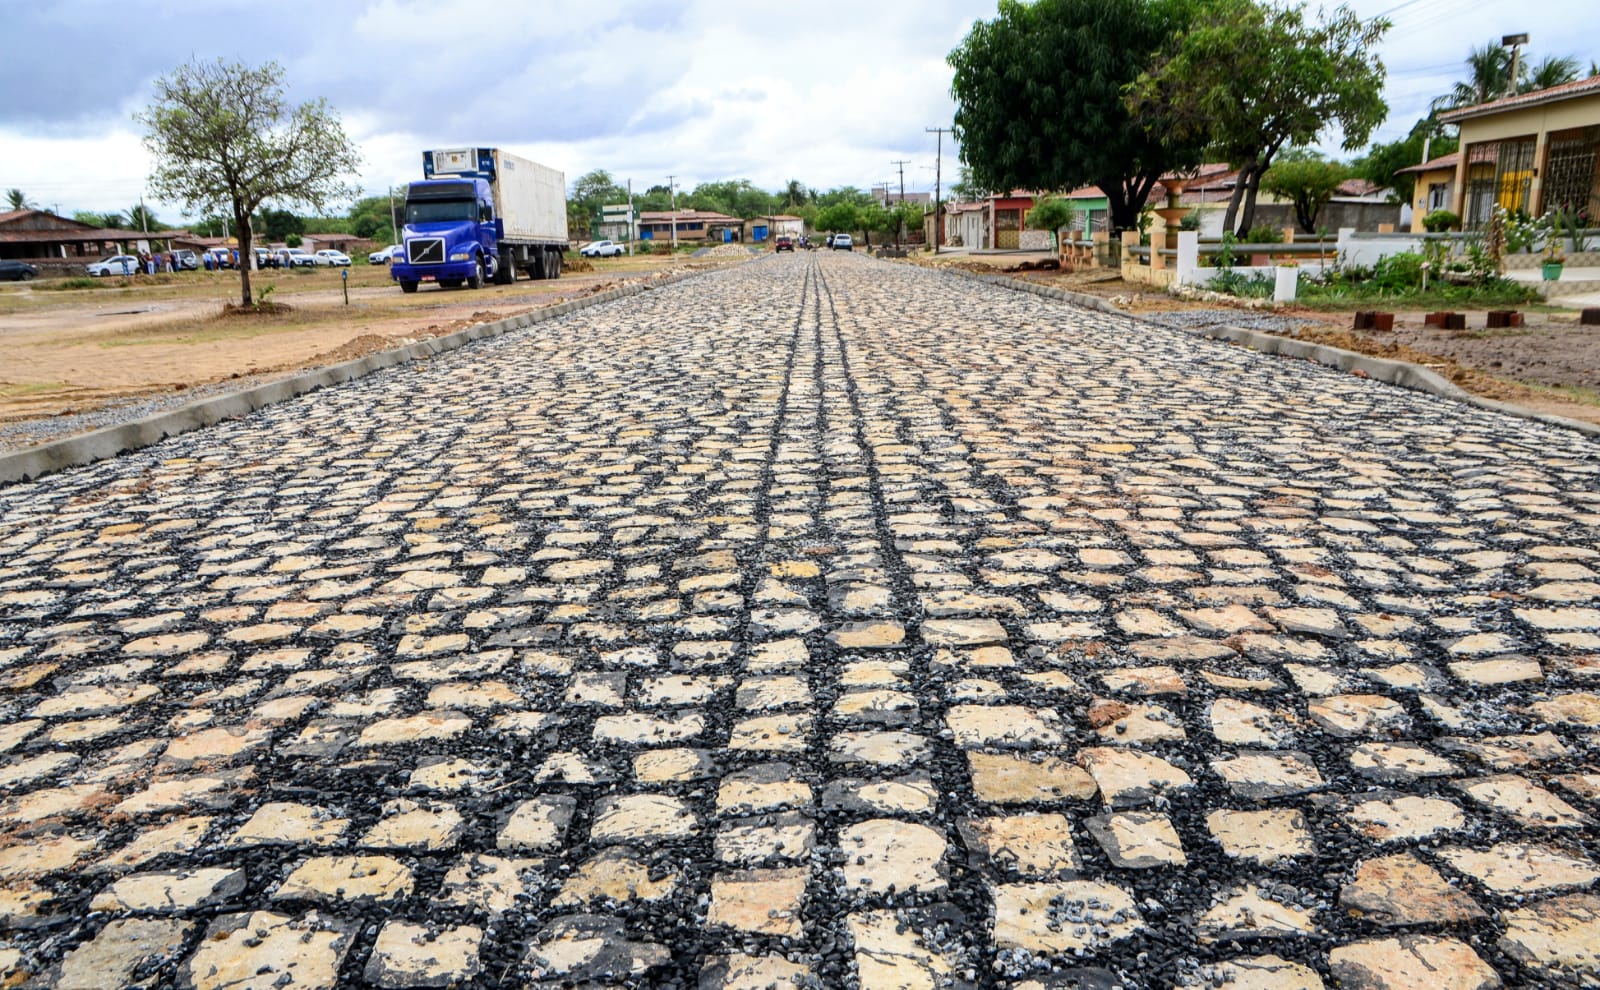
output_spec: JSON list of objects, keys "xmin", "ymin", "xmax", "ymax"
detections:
[
  {"xmin": 668, "ymin": 175, "xmax": 678, "ymax": 253},
  {"xmin": 627, "ymin": 178, "xmax": 635, "ymax": 256},
  {"xmin": 926, "ymin": 126, "xmax": 949, "ymax": 253},
  {"xmin": 890, "ymin": 159, "xmax": 911, "ymax": 248},
  {"xmin": 1503, "ymin": 33, "xmax": 1528, "ymax": 96}
]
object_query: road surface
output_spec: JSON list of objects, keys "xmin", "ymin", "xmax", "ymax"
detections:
[{"xmin": 1, "ymin": 253, "xmax": 1597, "ymax": 988}]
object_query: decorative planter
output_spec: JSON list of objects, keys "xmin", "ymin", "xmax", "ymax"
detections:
[{"xmin": 1542, "ymin": 262, "xmax": 1564, "ymax": 281}]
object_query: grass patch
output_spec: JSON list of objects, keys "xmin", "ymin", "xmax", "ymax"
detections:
[
  {"xmin": 1518, "ymin": 381, "xmax": 1600, "ymax": 407},
  {"xmin": 0, "ymin": 382, "xmax": 67, "ymax": 398},
  {"xmin": 35, "ymin": 277, "xmax": 109, "ymax": 291},
  {"xmin": 1292, "ymin": 278, "xmax": 1539, "ymax": 310}
]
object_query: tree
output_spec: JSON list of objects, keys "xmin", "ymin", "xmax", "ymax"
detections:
[
  {"xmin": 257, "ymin": 207, "xmax": 303, "ymax": 242},
  {"xmin": 126, "ymin": 203, "xmax": 161, "ymax": 233},
  {"xmin": 950, "ymin": 0, "xmax": 1206, "ymax": 232},
  {"xmin": 1260, "ymin": 153, "xmax": 1347, "ymax": 232},
  {"xmin": 1431, "ymin": 42, "xmax": 1514, "ymax": 112},
  {"xmin": 5, "ymin": 189, "xmax": 35, "ymax": 211},
  {"xmin": 1522, "ymin": 55, "xmax": 1579, "ymax": 93},
  {"xmin": 781, "ymin": 179, "xmax": 809, "ymax": 210},
  {"xmin": 890, "ymin": 201, "xmax": 925, "ymax": 247},
  {"xmin": 1026, "ymin": 196, "xmax": 1080, "ymax": 248},
  {"xmin": 1353, "ymin": 116, "xmax": 1456, "ymax": 206},
  {"xmin": 348, "ymin": 195, "xmax": 398, "ymax": 241},
  {"xmin": 138, "ymin": 58, "xmax": 360, "ymax": 308},
  {"xmin": 815, "ymin": 203, "xmax": 860, "ymax": 236},
  {"xmin": 99, "ymin": 211, "xmax": 129, "ymax": 230},
  {"xmin": 71, "ymin": 210, "xmax": 104, "ymax": 227},
  {"xmin": 1129, "ymin": 0, "xmax": 1389, "ymax": 236}
]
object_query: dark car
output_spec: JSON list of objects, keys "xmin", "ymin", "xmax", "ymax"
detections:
[
  {"xmin": 0, "ymin": 260, "xmax": 39, "ymax": 281},
  {"xmin": 774, "ymin": 234, "xmax": 795, "ymax": 252}
]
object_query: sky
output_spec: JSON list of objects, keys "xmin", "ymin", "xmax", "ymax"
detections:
[{"xmin": 2, "ymin": 0, "xmax": 1595, "ymax": 222}]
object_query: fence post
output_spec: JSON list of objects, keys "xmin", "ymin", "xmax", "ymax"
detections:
[
  {"xmin": 1176, "ymin": 231, "xmax": 1199, "ymax": 286},
  {"xmin": 1119, "ymin": 230, "xmax": 1139, "ymax": 271}
]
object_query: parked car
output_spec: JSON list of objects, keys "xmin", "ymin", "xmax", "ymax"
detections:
[
  {"xmin": 774, "ymin": 234, "xmax": 795, "ymax": 252},
  {"xmin": 86, "ymin": 254, "xmax": 140, "ymax": 277},
  {"xmin": 0, "ymin": 260, "xmax": 38, "ymax": 281},
  {"xmin": 273, "ymin": 247, "xmax": 316, "ymax": 268},
  {"xmin": 313, "ymin": 250, "xmax": 351, "ymax": 267},
  {"xmin": 206, "ymin": 248, "xmax": 235, "ymax": 269},
  {"xmin": 369, "ymin": 244, "xmax": 403, "ymax": 265},
  {"xmin": 170, "ymin": 249, "xmax": 200, "ymax": 271},
  {"xmin": 579, "ymin": 239, "xmax": 624, "ymax": 258},
  {"xmin": 831, "ymin": 234, "xmax": 854, "ymax": 251}
]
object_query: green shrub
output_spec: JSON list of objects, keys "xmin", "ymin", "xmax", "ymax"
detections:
[
  {"xmin": 1242, "ymin": 225, "xmax": 1284, "ymax": 244},
  {"xmin": 635, "ymin": 240, "xmax": 654, "ymax": 254},
  {"xmin": 1422, "ymin": 209, "xmax": 1459, "ymax": 232},
  {"xmin": 1372, "ymin": 252, "xmax": 1425, "ymax": 291}
]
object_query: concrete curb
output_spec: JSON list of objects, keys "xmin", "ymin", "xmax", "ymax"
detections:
[
  {"xmin": 0, "ymin": 270, "xmax": 706, "ymax": 485},
  {"xmin": 944, "ymin": 265, "xmax": 1600, "ymax": 438}
]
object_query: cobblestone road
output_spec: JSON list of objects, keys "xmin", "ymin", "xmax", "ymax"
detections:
[{"xmin": 1, "ymin": 254, "xmax": 1598, "ymax": 989}]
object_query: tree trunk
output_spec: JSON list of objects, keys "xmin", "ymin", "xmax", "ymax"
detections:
[
  {"xmin": 236, "ymin": 210, "xmax": 253, "ymax": 309},
  {"xmin": 1237, "ymin": 167, "xmax": 1263, "ymax": 235},
  {"xmin": 1222, "ymin": 158, "xmax": 1254, "ymax": 236}
]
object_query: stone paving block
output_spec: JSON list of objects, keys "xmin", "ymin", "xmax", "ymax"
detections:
[{"xmin": 5, "ymin": 255, "xmax": 1600, "ymax": 989}]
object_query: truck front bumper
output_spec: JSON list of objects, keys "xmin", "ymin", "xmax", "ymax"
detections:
[{"xmin": 391, "ymin": 260, "xmax": 476, "ymax": 283}]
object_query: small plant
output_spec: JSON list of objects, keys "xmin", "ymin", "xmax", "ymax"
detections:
[
  {"xmin": 1422, "ymin": 209, "xmax": 1459, "ymax": 233},
  {"xmin": 1179, "ymin": 210, "xmax": 1201, "ymax": 231},
  {"xmin": 1543, "ymin": 239, "xmax": 1566, "ymax": 265},
  {"xmin": 255, "ymin": 282, "xmax": 276, "ymax": 306},
  {"xmin": 1242, "ymin": 225, "xmax": 1284, "ymax": 244},
  {"xmin": 1372, "ymin": 252, "xmax": 1426, "ymax": 291},
  {"xmin": 1501, "ymin": 208, "xmax": 1546, "ymax": 254}
]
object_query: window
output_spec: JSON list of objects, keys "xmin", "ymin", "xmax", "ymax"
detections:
[{"xmin": 1428, "ymin": 183, "xmax": 1448, "ymax": 211}]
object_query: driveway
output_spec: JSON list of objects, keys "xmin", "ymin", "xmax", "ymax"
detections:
[{"xmin": 0, "ymin": 254, "xmax": 1596, "ymax": 988}]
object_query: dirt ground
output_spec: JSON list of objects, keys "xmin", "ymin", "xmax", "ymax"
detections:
[
  {"xmin": 921, "ymin": 253, "xmax": 1600, "ymax": 427},
  {"xmin": 0, "ymin": 256, "xmax": 704, "ymax": 426}
]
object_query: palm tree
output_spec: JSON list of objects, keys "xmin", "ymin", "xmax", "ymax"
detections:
[
  {"xmin": 125, "ymin": 203, "xmax": 160, "ymax": 232},
  {"xmin": 4, "ymin": 188, "xmax": 35, "ymax": 211},
  {"xmin": 781, "ymin": 179, "xmax": 807, "ymax": 210},
  {"xmin": 1521, "ymin": 55, "xmax": 1580, "ymax": 93},
  {"xmin": 100, "ymin": 212, "xmax": 128, "ymax": 230},
  {"xmin": 1431, "ymin": 42, "xmax": 1516, "ymax": 111}
]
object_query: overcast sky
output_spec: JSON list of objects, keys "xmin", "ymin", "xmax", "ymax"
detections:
[{"xmin": 2, "ymin": 0, "xmax": 1594, "ymax": 220}]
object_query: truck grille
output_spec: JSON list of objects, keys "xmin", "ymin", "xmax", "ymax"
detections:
[{"xmin": 407, "ymin": 237, "xmax": 445, "ymax": 264}]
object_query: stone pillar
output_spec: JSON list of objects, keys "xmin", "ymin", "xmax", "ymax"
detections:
[
  {"xmin": 1176, "ymin": 231, "xmax": 1199, "ymax": 286},
  {"xmin": 1119, "ymin": 230, "xmax": 1140, "ymax": 271}
]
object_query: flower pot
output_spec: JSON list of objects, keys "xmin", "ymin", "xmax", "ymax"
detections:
[{"xmin": 1542, "ymin": 262, "xmax": 1564, "ymax": 280}]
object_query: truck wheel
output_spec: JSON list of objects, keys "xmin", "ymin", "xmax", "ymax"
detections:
[
  {"xmin": 493, "ymin": 255, "xmax": 514, "ymax": 285},
  {"xmin": 400, "ymin": 280, "xmax": 419, "ymax": 294},
  {"xmin": 527, "ymin": 254, "xmax": 546, "ymax": 281},
  {"xmin": 467, "ymin": 256, "xmax": 485, "ymax": 290},
  {"xmin": 547, "ymin": 249, "xmax": 561, "ymax": 280}
]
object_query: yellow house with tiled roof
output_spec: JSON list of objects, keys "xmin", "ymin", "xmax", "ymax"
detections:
[{"xmin": 1439, "ymin": 75, "xmax": 1600, "ymax": 227}]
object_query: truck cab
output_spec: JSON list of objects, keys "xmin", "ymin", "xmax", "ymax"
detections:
[{"xmin": 390, "ymin": 176, "xmax": 503, "ymax": 292}]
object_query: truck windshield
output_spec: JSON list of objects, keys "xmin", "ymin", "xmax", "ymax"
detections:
[{"xmin": 405, "ymin": 199, "xmax": 477, "ymax": 224}]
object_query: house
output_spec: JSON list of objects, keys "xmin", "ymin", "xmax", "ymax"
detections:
[
  {"xmin": 935, "ymin": 201, "xmax": 988, "ymax": 249},
  {"xmin": 1440, "ymin": 75, "xmax": 1600, "ymax": 227},
  {"xmin": 637, "ymin": 209, "xmax": 742, "ymax": 242},
  {"xmin": 987, "ymin": 191, "xmax": 1040, "ymax": 248},
  {"xmin": 1395, "ymin": 152, "xmax": 1461, "ymax": 232},
  {"xmin": 0, "ymin": 209, "xmax": 190, "ymax": 272},
  {"xmin": 301, "ymin": 232, "xmax": 367, "ymax": 253},
  {"xmin": 744, "ymin": 214, "xmax": 804, "ymax": 242}
]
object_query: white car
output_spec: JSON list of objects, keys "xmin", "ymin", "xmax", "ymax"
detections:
[
  {"xmin": 313, "ymin": 250, "xmax": 351, "ymax": 267},
  {"xmin": 368, "ymin": 244, "xmax": 403, "ymax": 265},
  {"xmin": 86, "ymin": 254, "xmax": 140, "ymax": 276},
  {"xmin": 274, "ymin": 247, "xmax": 316, "ymax": 268},
  {"xmin": 579, "ymin": 239, "xmax": 624, "ymax": 258}
]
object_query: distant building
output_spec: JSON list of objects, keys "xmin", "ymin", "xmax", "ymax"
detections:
[
  {"xmin": 0, "ymin": 209, "xmax": 189, "ymax": 273},
  {"xmin": 637, "ymin": 209, "xmax": 742, "ymax": 242}
]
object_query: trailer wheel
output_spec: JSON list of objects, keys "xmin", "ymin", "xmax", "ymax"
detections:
[
  {"xmin": 527, "ymin": 253, "xmax": 546, "ymax": 281},
  {"xmin": 547, "ymin": 249, "xmax": 561, "ymax": 280},
  {"xmin": 467, "ymin": 256, "xmax": 485, "ymax": 290},
  {"xmin": 399, "ymin": 280, "xmax": 419, "ymax": 294}
]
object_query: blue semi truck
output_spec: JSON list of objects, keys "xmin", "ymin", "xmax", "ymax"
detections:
[{"xmin": 390, "ymin": 148, "xmax": 570, "ymax": 293}]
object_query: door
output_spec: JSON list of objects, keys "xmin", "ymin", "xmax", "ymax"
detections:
[{"xmin": 996, "ymin": 209, "xmax": 1020, "ymax": 249}]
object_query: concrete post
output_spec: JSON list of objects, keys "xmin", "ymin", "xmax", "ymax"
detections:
[
  {"xmin": 1150, "ymin": 214, "xmax": 1168, "ymax": 270},
  {"xmin": 1119, "ymin": 230, "xmax": 1140, "ymax": 270},
  {"xmin": 1176, "ymin": 231, "xmax": 1199, "ymax": 286}
]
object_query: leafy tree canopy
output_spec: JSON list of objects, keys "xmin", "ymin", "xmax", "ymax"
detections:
[
  {"xmin": 1351, "ymin": 116, "xmax": 1456, "ymax": 206},
  {"xmin": 1260, "ymin": 153, "xmax": 1347, "ymax": 232},
  {"xmin": 570, "ymin": 169, "xmax": 627, "ymax": 211},
  {"xmin": 950, "ymin": 0, "xmax": 1205, "ymax": 231},
  {"xmin": 814, "ymin": 202, "xmax": 860, "ymax": 234},
  {"xmin": 5, "ymin": 189, "xmax": 35, "ymax": 211},
  {"xmin": 1026, "ymin": 196, "xmax": 1080, "ymax": 246},
  {"xmin": 347, "ymin": 195, "xmax": 398, "ymax": 241},
  {"xmin": 1128, "ymin": 0, "xmax": 1389, "ymax": 236},
  {"xmin": 138, "ymin": 58, "xmax": 361, "ymax": 308}
]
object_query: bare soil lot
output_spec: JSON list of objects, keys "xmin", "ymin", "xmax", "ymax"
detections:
[
  {"xmin": 922, "ymin": 254, "xmax": 1600, "ymax": 427},
  {"xmin": 0, "ymin": 255, "xmax": 718, "ymax": 443}
]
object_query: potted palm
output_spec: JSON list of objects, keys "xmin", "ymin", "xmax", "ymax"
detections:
[{"xmin": 1541, "ymin": 239, "xmax": 1566, "ymax": 280}]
